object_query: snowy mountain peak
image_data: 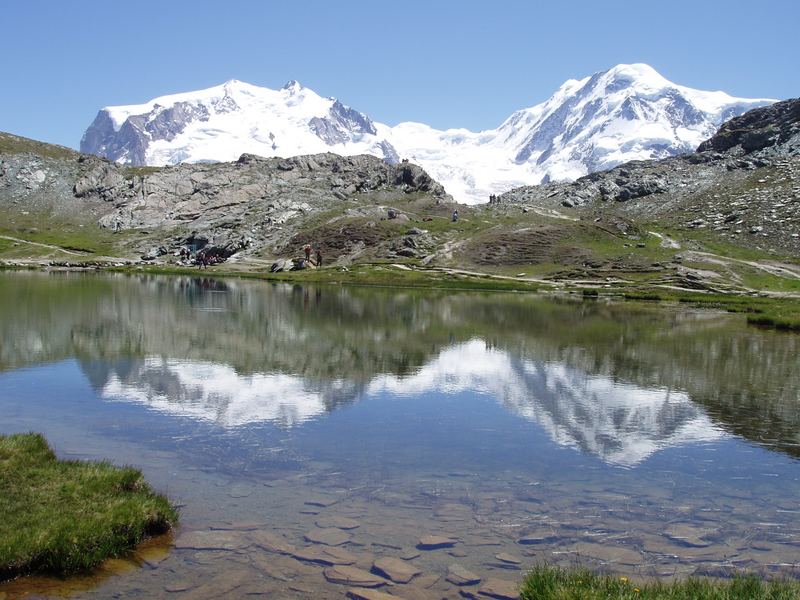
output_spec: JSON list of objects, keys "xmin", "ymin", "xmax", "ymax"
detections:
[
  {"xmin": 80, "ymin": 65, "xmax": 775, "ymax": 204},
  {"xmin": 81, "ymin": 79, "xmax": 398, "ymax": 167},
  {"xmin": 282, "ymin": 79, "xmax": 303, "ymax": 92},
  {"xmin": 601, "ymin": 63, "xmax": 668, "ymax": 87}
]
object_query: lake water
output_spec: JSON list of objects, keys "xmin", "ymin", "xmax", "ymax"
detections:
[{"xmin": 1, "ymin": 271, "xmax": 798, "ymax": 599}]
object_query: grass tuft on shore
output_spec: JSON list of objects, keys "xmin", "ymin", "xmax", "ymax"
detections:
[
  {"xmin": 0, "ymin": 433, "xmax": 177, "ymax": 580},
  {"xmin": 519, "ymin": 565, "xmax": 800, "ymax": 600}
]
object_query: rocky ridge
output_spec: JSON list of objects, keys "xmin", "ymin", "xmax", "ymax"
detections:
[{"xmin": 1, "ymin": 137, "xmax": 450, "ymax": 263}]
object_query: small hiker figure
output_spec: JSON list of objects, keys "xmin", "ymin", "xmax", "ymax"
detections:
[
  {"xmin": 452, "ymin": 209, "xmax": 459, "ymax": 222},
  {"xmin": 315, "ymin": 248, "xmax": 323, "ymax": 267},
  {"xmin": 303, "ymin": 244, "xmax": 312, "ymax": 261}
]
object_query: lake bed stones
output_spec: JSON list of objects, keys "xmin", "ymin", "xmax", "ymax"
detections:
[
  {"xmin": 347, "ymin": 589, "xmax": 403, "ymax": 600},
  {"xmin": 478, "ymin": 578, "xmax": 520, "ymax": 599},
  {"xmin": 174, "ymin": 530, "xmax": 251, "ymax": 551},
  {"xmin": 316, "ymin": 515, "xmax": 361, "ymax": 530},
  {"xmin": 494, "ymin": 553, "xmax": 522, "ymax": 566},
  {"xmin": 324, "ymin": 565, "xmax": 387, "ymax": 587},
  {"xmin": 293, "ymin": 545, "xmax": 358, "ymax": 566},
  {"xmin": 446, "ymin": 564, "xmax": 481, "ymax": 586},
  {"xmin": 249, "ymin": 530, "xmax": 295, "ymax": 555},
  {"xmin": 417, "ymin": 535, "xmax": 457, "ymax": 550},
  {"xmin": 305, "ymin": 527, "xmax": 352, "ymax": 546},
  {"xmin": 372, "ymin": 556, "xmax": 421, "ymax": 583}
]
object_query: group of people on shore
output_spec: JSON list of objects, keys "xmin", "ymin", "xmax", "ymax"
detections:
[
  {"xmin": 303, "ymin": 244, "xmax": 323, "ymax": 267},
  {"xmin": 177, "ymin": 247, "xmax": 225, "ymax": 269}
]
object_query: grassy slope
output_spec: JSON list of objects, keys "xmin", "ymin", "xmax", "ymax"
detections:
[
  {"xmin": 0, "ymin": 132, "xmax": 79, "ymax": 161},
  {"xmin": 0, "ymin": 433, "xmax": 177, "ymax": 579},
  {"xmin": 520, "ymin": 565, "xmax": 800, "ymax": 600}
]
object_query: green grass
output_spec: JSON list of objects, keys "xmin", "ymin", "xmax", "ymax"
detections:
[
  {"xmin": 0, "ymin": 132, "xmax": 78, "ymax": 161},
  {"xmin": 0, "ymin": 433, "xmax": 177, "ymax": 580},
  {"xmin": 747, "ymin": 312, "xmax": 800, "ymax": 332},
  {"xmin": 110, "ymin": 261, "xmax": 544, "ymax": 293},
  {"xmin": 519, "ymin": 565, "xmax": 800, "ymax": 600},
  {"xmin": 0, "ymin": 210, "xmax": 125, "ymax": 258}
]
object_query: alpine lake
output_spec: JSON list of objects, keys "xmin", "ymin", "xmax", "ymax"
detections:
[{"xmin": 1, "ymin": 271, "xmax": 798, "ymax": 599}]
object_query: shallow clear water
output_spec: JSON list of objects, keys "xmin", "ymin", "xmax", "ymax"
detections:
[{"xmin": 1, "ymin": 271, "xmax": 798, "ymax": 598}]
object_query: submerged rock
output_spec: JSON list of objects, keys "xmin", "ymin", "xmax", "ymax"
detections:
[
  {"xmin": 417, "ymin": 535, "xmax": 457, "ymax": 550},
  {"xmin": 293, "ymin": 545, "xmax": 357, "ymax": 566},
  {"xmin": 372, "ymin": 556, "xmax": 421, "ymax": 583},
  {"xmin": 304, "ymin": 527, "xmax": 351, "ymax": 546},
  {"xmin": 323, "ymin": 565, "xmax": 387, "ymax": 587},
  {"xmin": 315, "ymin": 515, "xmax": 361, "ymax": 530},
  {"xmin": 248, "ymin": 530, "xmax": 295, "ymax": 555},
  {"xmin": 477, "ymin": 578, "xmax": 520, "ymax": 599},
  {"xmin": 347, "ymin": 588, "xmax": 402, "ymax": 600},
  {"xmin": 174, "ymin": 530, "xmax": 251, "ymax": 551},
  {"xmin": 446, "ymin": 564, "xmax": 481, "ymax": 586}
]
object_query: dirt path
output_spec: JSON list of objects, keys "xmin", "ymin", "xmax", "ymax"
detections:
[
  {"xmin": 682, "ymin": 250, "xmax": 800, "ymax": 280},
  {"xmin": 648, "ymin": 231, "xmax": 681, "ymax": 249},
  {"xmin": 0, "ymin": 235, "xmax": 88, "ymax": 256}
]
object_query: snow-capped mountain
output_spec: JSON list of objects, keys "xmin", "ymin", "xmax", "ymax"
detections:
[
  {"xmin": 80, "ymin": 79, "xmax": 399, "ymax": 167},
  {"xmin": 80, "ymin": 64, "xmax": 773, "ymax": 204}
]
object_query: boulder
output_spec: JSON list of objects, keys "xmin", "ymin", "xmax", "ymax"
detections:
[{"xmin": 270, "ymin": 258, "xmax": 294, "ymax": 272}]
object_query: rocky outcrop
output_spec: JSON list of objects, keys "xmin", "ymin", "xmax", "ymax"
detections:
[
  {"xmin": 697, "ymin": 98, "xmax": 800, "ymax": 154},
  {"xmin": 73, "ymin": 157, "xmax": 126, "ymax": 200},
  {"xmin": 2, "ymin": 131, "xmax": 452, "ymax": 262}
]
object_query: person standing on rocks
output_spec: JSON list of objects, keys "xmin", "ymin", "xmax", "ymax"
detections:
[
  {"xmin": 315, "ymin": 248, "xmax": 323, "ymax": 268},
  {"xmin": 304, "ymin": 244, "xmax": 312, "ymax": 262}
]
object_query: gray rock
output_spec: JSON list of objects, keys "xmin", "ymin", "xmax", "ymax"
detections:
[
  {"xmin": 372, "ymin": 557, "xmax": 421, "ymax": 583},
  {"xmin": 323, "ymin": 565, "xmax": 387, "ymax": 588},
  {"xmin": 446, "ymin": 564, "xmax": 481, "ymax": 586},
  {"xmin": 271, "ymin": 258, "xmax": 294, "ymax": 272},
  {"xmin": 417, "ymin": 535, "xmax": 457, "ymax": 550}
]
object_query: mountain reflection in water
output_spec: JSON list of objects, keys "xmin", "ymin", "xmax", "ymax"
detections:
[
  {"xmin": 1, "ymin": 271, "xmax": 797, "ymax": 463},
  {"xmin": 87, "ymin": 339, "xmax": 723, "ymax": 467}
]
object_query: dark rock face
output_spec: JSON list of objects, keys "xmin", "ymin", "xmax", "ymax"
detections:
[
  {"xmin": 697, "ymin": 98, "xmax": 800, "ymax": 154},
  {"xmin": 80, "ymin": 101, "xmax": 212, "ymax": 164},
  {"xmin": 309, "ymin": 100, "xmax": 377, "ymax": 144}
]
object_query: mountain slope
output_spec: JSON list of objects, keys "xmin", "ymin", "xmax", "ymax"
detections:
[{"xmin": 81, "ymin": 65, "xmax": 773, "ymax": 204}]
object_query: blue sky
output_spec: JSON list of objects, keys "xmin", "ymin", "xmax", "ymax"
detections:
[{"xmin": 3, "ymin": 0, "xmax": 798, "ymax": 149}]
